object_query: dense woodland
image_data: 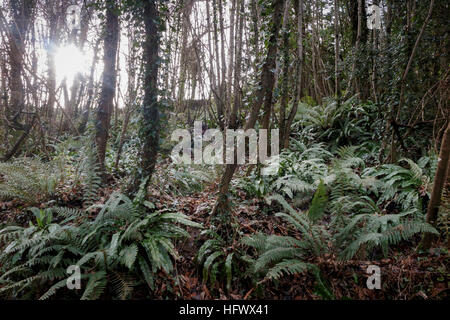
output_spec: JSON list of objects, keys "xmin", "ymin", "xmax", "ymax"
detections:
[{"xmin": 0, "ymin": 0, "xmax": 448, "ymax": 300}]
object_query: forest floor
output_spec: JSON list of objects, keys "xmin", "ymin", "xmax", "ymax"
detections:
[
  {"xmin": 164, "ymin": 188, "xmax": 448, "ymax": 300},
  {"xmin": 1, "ymin": 164, "xmax": 447, "ymax": 301}
]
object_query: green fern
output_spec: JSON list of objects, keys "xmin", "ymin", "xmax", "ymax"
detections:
[
  {"xmin": 243, "ymin": 195, "xmax": 327, "ymax": 282},
  {"xmin": 197, "ymin": 229, "xmax": 238, "ymax": 291},
  {"xmin": 0, "ymin": 191, "xmax": 202, "ymax": 300},
  {"xmin": 364, "ymin": 157, "xmax": 431, "ymax": 212},
  {"xmin": 80, "ymin": 145, "xmax": 102, "ymax": 205},
  {"xmin": 0, "ymin": 158, "xmax": 60, "ymax": 203},
  {"xmin": 308, "ymin": 180, "xmax": 328, "ymax": 223}
]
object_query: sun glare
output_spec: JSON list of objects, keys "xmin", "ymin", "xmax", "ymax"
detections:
[{"xmin": 55, "ymin": 45, "xmax": 90, "ymax": 84}]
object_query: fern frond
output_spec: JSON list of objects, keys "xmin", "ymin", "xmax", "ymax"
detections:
[
  {"xmin": 308, "ymin": 180, "xmax": 328, "ymax": 223},
  {"xmin": 265, "ymin": 259, "xmax": 313, "ymax": 280}
]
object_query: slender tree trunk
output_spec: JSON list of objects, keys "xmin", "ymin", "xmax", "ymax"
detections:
[
  {"xmin": 385, "ymin": 0, "xmax": 393, "ymax": 90},
  {"xmin": 115, "ymin": 108, "xmax": 132, "ymax": 171},
  {"xmin": 212, "ymin": 0, "xmax": 225, "ymax": 130},
  {"xmin": 279, "ymin": 0, "xmax": 290, "ymax": 146},
  {"xmin": 387, "ymin": 0, "xmax": 435, "ymax": 162},
  {"xmin": 282, "ymin": 0, "xmax": 303, "ymax": 149},
  {"xmin": 250, "ymin": 0, "xmax": 260, "ymax": 73},
  {"xmin": 229, "ymin": 0, "xmax": 244, "ymax": 129},
  {"xmin": 1, "ymin": 114, "xmax": 36, "ymax": 161},
  {"xmin": 7, "ymin": 0, "xmax": 35, "ymax": 126},
  {"xmin": 0, "ymin": 58, "xmax": 7, "ymax": 133},
  {"xmin": 212, "ymin": 0, "xmax": 285, "ymax": 223},
  {"xmin": 421, "ymin": 122, "xmax": 450, "ymax": 249},
  {"xmin": 218, "ymin": 0, "xmax": 227, "ymax": 105},
  {"xmin": 115, "ymin": 28, "xmax": 138, "ymax": 171},
  {"xmin": 334, "ymin": 0, "xmax": 341, "ymax": 108},
  {"xmin": 311, "ymin": 33, "xmax": 320, "ymax": 103},
  {"xmin": 346, "ymin": 0, "xmax": 362, "ymax": 98},
  {"xmin": 177, "ymin": 0, "xmax": 193, "ymax": 111},
  {"xmin": 370, "ymin": 0, "xmax": 379, "ymax": 103},
  {"xmin": 45, "ymin": 0, "xmax": 58, "ymax": 127},
  {"xmin": 69, "ymin": 3, "xmax": 91, "ymax": 122},
  {"xmin": 227, "ymin": 0, "xmax": 236, "ymax": 106},
  {"xmin": 95, "ymin": 0, "xmax": 119, "ymax": 175},
  {"xmin": 397, "ymin": 0, "xmax": 435, "ymax": 119},
  {"xmin": 79, "ymin": 43, "xmax": 99, "ymax": 134},
  {"xmin": 205, "ymin": 0, "xmax": 217, "ymax": 92},
  {"xmin": 205, "ymin": 0, "xmax": 220, "ymax": 127}
]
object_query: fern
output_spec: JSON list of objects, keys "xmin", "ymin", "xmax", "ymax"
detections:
[
  {"xmin": 154, "ymin": 163, "xmax": 216, "ymax": 196},
  {"xmin": 0, "ymin": 158, "xmax": 60, "ymax": 203},
  {"xmin": 266, "ymin": 260, "xmax": 317, "ymax": 281},
  {"xmin": 308, "ymin": 180, "xmax": 328, "ymax": 223},
  {"xmin": 80, "ymin": 145, "xmax": 102, "ymax": 205},
  {"xmin": 81, "ymin": 271, "xmax": 107, "ymax": 300},
  {"xmin": 292, "ymin": 97, "xmax": 381, "ymax": 148},
  {"xmin": 39, "ymin": 279, "xmax": 69, "ymax": 300},
  {"xmin": 243, "ymin": 195, "xmax": 327, "ymax": 282},
  {"xmin": 109, "ymin": 271, "xmax": 134, "ymax": 300},
  {"xmin": 0, "ymin": 191, "xmax": 202, "ymax": 299},
  {"xmin": 197, "ymin": 229, "xmax": 238, "ymax": 291},
  {"xmin": 364, "ymin": 157, "xmax": 431, "ymax": 212},
  {"xmin": 337, "ymin": 209, "xmax": 438, "ymax": 261}
]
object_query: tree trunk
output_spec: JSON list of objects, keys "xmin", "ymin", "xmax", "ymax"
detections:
[
  {"xmin": 79, "ymin": 43, "xmax": 99, "ymax": 134},
  {"xmin": 7, "ymin": 0, "xmax": 35, "ymax": 125},
  {"xmin": 250, "ymin": 0, "xmax": 260, "ymax": 73},
  {"xmin": 334, "ymin": 0, "xmax": 341, "ymax": 108},
  {"xmin": 95, "ymin": 0, "xmax": 119, "ymax": 175},
  {"xmin": 212, "ymin": 0, "xmax": 285, "ymax": 222},
  {"xmin": 279, "ymin": 0, "xmax": 290, "ymax": 147},
  {"xmin": 229, "ymin": 0, "xmax": 244, "ymax": 129},
  {"xmin": 227, "ymin": 0, "xmax": 236, "ymax": 106},
  {"xmin": 282, "ymin": 0, "xmax": 303, "ymax": 149},
  {"xmin": 387, "ymin": 0, "xmax": 435, "ymax": 162},
  {"xmin": 177, "ymin": 0, "xmax": 193, "ymax": 110},
  {"xmin": 218, "ymin": 0, "xmax": 227, "ymax": 107},
  {"xmin": 345, "ymin": 0, "xmax": 362, "ymax": 98},
  {"xmin": 115, "ymin": 27, "xmax": 138, "ymax": 171},
  {"xmin": 45, "ymin": 0, "xmax": 58, "ymax": 128},
  {"xmin": 1, "ymin": 114, "xmax": 36, "ymax": 161},
  {"xmin": 132, "ymin": 0, "xmax": 161, "ymax": 192},
  {"xmin": 370, "ymin": 0, "xmax": 379, "ymax": 103},
  {"xmin": 211, "ymin": 0, "xmax": 225, "ymax": 130},
  {"xmin": 69, "ymin": 3, "xmax": 91, "ymax": 122},
  {"xmin": 421, "ymin": 122, "xmax": 450, "ymax": 249}
]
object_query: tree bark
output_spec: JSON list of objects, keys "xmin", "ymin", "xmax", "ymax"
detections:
[
  {"xmin": 345, "ymin": 0, "xmax": 362, "ymax": 98},
  {"xmin": 132, "ymin": 0, "xmax": 161, "ymax": 192},
  {"xmin": 212, "ymin": 0, "xmax": 285, "ymax": 220},
  {"xmin": 45, "ymin": 0, "xmax": 58, "ymax": 127},
  {"xmin": 7, "ymin": 0, "xmax": 35, "ymax": 125},
  {"xmin": 211, "ymin": 0, "xmax": 225, "ymax": 130},
  {"xmin": 79, "ymin": 43, "xmax": 99, "ymax": 134},
  {"xmin": 177, "ymin": 0, "xmax": 193, "ymax": 111},
  {"xmin": 1, "ymin": 114, "xmax": 36, "ymax": 161},
  {"xmin": 282, "ymin": 0, "xmax": 303, "ymax": 149},
  {"xmin": 227, "ymin": 0, "xmax": 236, "ymax": 106},
  {"xmin": 278, "ymin": 0, "xmax": 290, "ymax": 142},
  {"xmin": 115, "ymin": 27, "xmax": 138, "ymax": 171},
  {"xmin": 229, "ymin": 0, "xmax": 244, "ymax": 129},
  {"xmin": 334, "ymin": 0, "xmax": 341, "ymax": 108},
  {"xmin": 95, "ymin": 0, "xmax": 119, "ymax": 175},
  {"xmin": 421, "ymin": 122, "xmax": 450, "ymax": 249}
]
